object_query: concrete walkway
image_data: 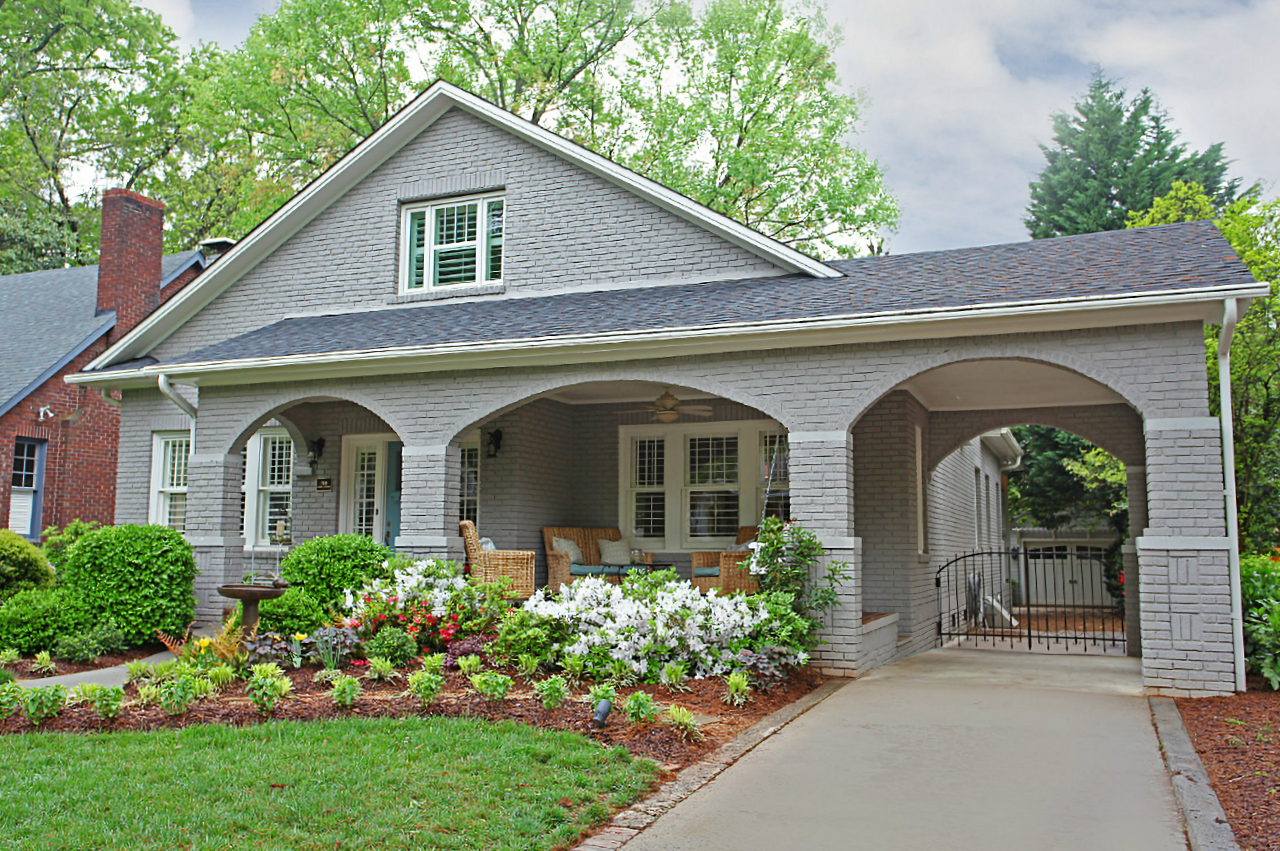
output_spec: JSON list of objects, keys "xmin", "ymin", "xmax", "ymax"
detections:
[
  {"xmin": 626, "ymin": 648, "xmax": 1185, "ymax": 851},
  {"xmin": 14, "ymin": 650, "xmax": 173, "ymax": 690}
]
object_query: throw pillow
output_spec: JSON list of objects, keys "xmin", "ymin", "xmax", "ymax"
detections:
[
  {"xmin": 478, "ymin": 537, "xmax": 497, "ymax": 551},
  {"xmin": 598, "ymin": 538, "xmax": 633, "ymax": 566},
  {"xmin": 552, "ymin": 536, "xmax": 585, "ymax": 564},
  {"xmin": 727, "ymin": 540, "xmax": 754, "ymax": 552}
]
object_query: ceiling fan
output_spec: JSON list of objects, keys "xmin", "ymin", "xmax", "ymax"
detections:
[{"xmin": 618, "ymin": 388, "xmax": 714, "ymax": 423}]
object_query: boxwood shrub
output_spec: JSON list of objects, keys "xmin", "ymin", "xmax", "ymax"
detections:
[
  {"xmin": 280, "ymin": 534, "xmax": 392, "ymax": 609},
  {"xmin": 258, "ymin": 587, "xmax": 327, "ymax": 636},
  {"xmin": 0, "ymin": 588, "xmax": 94, "ymax": 654},
  {"xmin": 0, "ymin": 529, "xmax": 53, "ymax": 603},
  {"xmin": 60, "ymin": 525, "xmax": 196, "ymax": 646}
]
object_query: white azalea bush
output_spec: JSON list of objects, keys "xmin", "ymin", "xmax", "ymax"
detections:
[{"xmin": 520, "ymin": 570, "xmax": 811, "ymax": 680}]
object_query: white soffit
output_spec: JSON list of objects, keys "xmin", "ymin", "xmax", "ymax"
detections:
[{"xmin": 901, "ymin": 359, "xmax": 1126, "ymax": 411}]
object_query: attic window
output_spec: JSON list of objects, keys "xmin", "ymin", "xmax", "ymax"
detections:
[{"xmin": 401, "ymin": 193, "xmax": 504, "ymax": 291}]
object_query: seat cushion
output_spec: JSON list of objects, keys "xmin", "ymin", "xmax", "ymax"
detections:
[
  {"xmin": 693, "ymin": 566, "xmax": 720, "ymax": 578},
  {"xmin": 569, "ymin": 564, "xmax": 625, "ymax": 576},
  {"xmin": 553, "ymin": 536, "xmax": 585, "ymax": 563}
]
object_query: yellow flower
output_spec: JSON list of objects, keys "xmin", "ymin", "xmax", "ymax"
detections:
[
  {"xmin": 197, "ymin": 638, "xmax": 211, "ymax": 649},
  {"xmin": 293, "ymin": 633, "xmax": 308, "ymax": 641}
]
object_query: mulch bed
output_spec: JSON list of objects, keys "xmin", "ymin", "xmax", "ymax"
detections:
[
  {"xmin": 0, "ymin": 663, "xmax": 826, "ymax": 771},
  {"xmin": 9, "ymin": 646, "xmax": 163, "ymax": 680},
  {"xmin": 1177, "ymin": 676, "xmax": 1280, "ymax": 851}
]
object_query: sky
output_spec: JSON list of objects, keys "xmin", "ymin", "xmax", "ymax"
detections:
[{"xmin": 138, "ymin": 0, "xmax": 1280, "ymax": 255}]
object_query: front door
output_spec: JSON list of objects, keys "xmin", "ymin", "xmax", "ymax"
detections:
[{"xmin": 340, "ymin": 435, "xmax": 392, "ymax": 544}]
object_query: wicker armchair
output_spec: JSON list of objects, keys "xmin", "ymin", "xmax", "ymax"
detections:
[
  {"xmin": 691, "ymin": 526, "xmax": 760, "ymax": 595},
  {"xmin": 541, "ymin": 526, "xmax": 653, "ymax": 590},
  {"xmin": 460, "ymin": 520, "xmax": 536, "ymax": 599}
]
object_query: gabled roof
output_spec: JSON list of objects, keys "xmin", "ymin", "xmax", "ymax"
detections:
[
  {"xmin": 71, "ymin": 221, "xmax": 1264, "ymax": 388},
  {"xmin": 0, "ymin": 251, "xmax": 203, "ymax": 416},
  {"xmin": 83, "ymin": 81, "xmax": 839, "ymax": 373}
]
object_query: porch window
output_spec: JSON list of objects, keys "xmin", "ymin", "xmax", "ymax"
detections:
[
  {"xmin": 8, "ymin": 438, "xmax": 44, "ymax": 540},
  {"xmin": 459, "ymin": 441, "xmax": 480, "ymax": 524},
  {"xmin": 242, "ymin": 430, "xmax": 294, "ymax": 546},
  {"xmin": 150, "ymin": 433, "xmax": 190, "ymax": 532},
  {"xmin": 401, "ymin": 193, "xmax": 505, "ymax": 292},
  {"xmin": 629, "ymin": 437, "xmax": 666, "ymax": 539},
  {"xmin": 686, "ymin": 436, "xmax": 739, "ymax": 540}
]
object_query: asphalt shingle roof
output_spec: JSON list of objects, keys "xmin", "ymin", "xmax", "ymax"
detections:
[
  {"xmin": 161, "ymin": 221, "xmax": 1256, "ymax": 368},
  {"xmin": 0, "ymin": 251, "xmax": 202, "ymax": 410}
]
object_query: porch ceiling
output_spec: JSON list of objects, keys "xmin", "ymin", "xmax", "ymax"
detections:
[
  {"xmin": 543, "ymin": 380, "xmax": 715, "ymax": 405},
  {"xmin": 901, "ymin": 360, "xmax": 1127, "ymax": 411}
]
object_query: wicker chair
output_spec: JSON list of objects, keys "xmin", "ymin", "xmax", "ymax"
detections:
[
  {"xmin": 460, "ymin": 520, "xmax": 536, "ymax": 599},
  {"xmin": 541, "ymin": 526, "xmax": 653, "ymax": 590},
  {"xmin": 691, "ymin": 526, "xmax": 760, "ymax": 595}
]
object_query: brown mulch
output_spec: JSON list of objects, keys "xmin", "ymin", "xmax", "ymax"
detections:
[
  {"xmin": 9, "ymin": 646, "xmax": 163, "ymax": 680},
  {"xmin": 0, "ymin": 663, "xmax": 826, "ymax": 771},
  {"xmin": 1177, "ymin": 676, "xmax": 1280, "ymax": 851}
]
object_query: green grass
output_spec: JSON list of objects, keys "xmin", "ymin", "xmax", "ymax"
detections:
[{"xmin": 0, "ymin": 716, "xmax": 658, "ymax": 850}]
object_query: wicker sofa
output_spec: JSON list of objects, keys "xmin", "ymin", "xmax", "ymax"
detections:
[
  {"xmin": 690, "ymin": 526, "xmax": 759, "ymax": 594},
  {"xmin": 460, "ymin": 520, "xmax": 536, "ymax": 599},
  {"xmin": 541, "ymin": 526, "xmax": 654, "ymax": 589}
]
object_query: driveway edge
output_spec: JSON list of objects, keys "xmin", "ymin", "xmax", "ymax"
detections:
[
  {"xmin": 1149, "ymin": 696, "xmax": 1241, "ymax": 851},
  {"xmin": 574, "ymin": 678, "xmax": 849, "ymax": 850}
]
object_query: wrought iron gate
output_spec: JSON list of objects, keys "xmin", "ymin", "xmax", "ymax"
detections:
[{"xmin": 935, "ymin": 549, "xmax": 1126, "ymax": 653}]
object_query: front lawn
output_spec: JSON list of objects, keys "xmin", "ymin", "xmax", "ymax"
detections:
[{"xmin": 0, "ymin": 716, "xmax": 658, "ymax": 851}]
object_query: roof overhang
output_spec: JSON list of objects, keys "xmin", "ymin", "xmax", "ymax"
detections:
[
  {"xmin": 1, "ymin": 312, "xmax": 116, "ymax": 416},
  {"xmin": 80, "ymin": 81, "xmax": 836, "ymax": 374},
  {"xmin": 981, "ymin": 429, "xmax": 1025, "ymax": 471},
  {"xmin": 67, "ymin": 281, "xmax": 1268, "ymax": 390}
]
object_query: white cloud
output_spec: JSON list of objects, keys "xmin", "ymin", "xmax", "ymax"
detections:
[
  {"xmin": 826, "ymin": 0, "xmax": 1280, "ymax": 253},
  {"xmin": 136, "ymin": 0, "xmax": 196, "ymax": 44}
]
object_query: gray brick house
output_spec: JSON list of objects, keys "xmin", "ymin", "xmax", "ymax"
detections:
[{"xmin": 69, "ymin": 82, "xmax": 1265, "ymax": 696}]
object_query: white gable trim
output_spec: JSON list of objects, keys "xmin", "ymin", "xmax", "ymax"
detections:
[{"xmin": 83, "ymin": 81, "xmax": 836, "ymax": 372}]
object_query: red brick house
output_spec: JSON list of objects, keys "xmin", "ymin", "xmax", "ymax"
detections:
[{"xmin": 0, "ymin": 189, "xmax": 205, "ymax": 541}]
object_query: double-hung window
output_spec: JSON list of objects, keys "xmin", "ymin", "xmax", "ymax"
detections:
[
  {"xmin": 9, "ymin": 438, "xmax": 45, "ymax": 540},
  {"xmin": 401, "ymin": 193, "xmax": 504, "ymax": 292},
  {"xmin": 242, "ymin": 430, "xmax": 294, "ymax": 546},
  {"xmin": 686, "ymin": 435, "xmax": 740, "ymax": 542},
  {"xmin": 150, "ymin": 433, "xmax": 190, "ymax": 532},
  {"xmin": 459, "ymin": 438, "xmax": 480, "ymax": 524},
  {"xmin": 629, "ymin": 437, "xmax": 667, "ymax": 542}
]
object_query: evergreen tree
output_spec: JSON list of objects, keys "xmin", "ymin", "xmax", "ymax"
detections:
[{"xmin": 1025, "ymin": 72, "xmax": 1238, "ymax": 239}]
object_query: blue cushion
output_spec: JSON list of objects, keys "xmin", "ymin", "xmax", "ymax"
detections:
[
  {"xmin": 570, "ymin": 564, "xmax": 625, "ymax": 576},
  {"xmin": 693, "ymin": 567, "xmax": 720, "ymax": 578}
]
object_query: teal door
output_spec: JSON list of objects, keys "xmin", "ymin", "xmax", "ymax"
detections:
[{"xmin": 385, "ymin": 441, "xmax": 403, "ymax": 549}]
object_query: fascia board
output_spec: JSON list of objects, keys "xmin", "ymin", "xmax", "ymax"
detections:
[
  {"xmin": 82, "ymin": 81, "xmax": 833, "ymax": 373},
  {"xmin": 67, "ymin": 282, "xmax": 1267, "ymax": 389}
]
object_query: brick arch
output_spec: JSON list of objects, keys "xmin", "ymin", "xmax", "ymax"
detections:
[
  {"xmin": 439, "ymin": 367, "xmax": 791, "ymax": 442},
  {"xmin": 926, "ymin": 403, "xmax": 1145, "ymax": 470},
  {"xmin": 218, "ymin": 388, "xmax": 408, "ymax": 454},
  {"xmin": 843, "ymin": 347, "xmax": 1155, "ymax": 433}
]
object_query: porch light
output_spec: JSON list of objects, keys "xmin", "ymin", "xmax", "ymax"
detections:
[
  {"xmin": 486, "ymin": 429, "xmax": 503, "ymax": 458},
  {"xmin": 307, "ymin": 437, "xmax": 325, "ymax": 466}
]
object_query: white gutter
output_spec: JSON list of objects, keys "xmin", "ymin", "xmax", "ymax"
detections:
[
  {"xmin": 1218, "ymin": 298, "xmax": 1245, "ymax": 692},
  {"xmin": 157, "ymin": 373, "xmax": 198, "ymax": 449}
]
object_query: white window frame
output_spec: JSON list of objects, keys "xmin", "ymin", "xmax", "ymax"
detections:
[
  {"xmin": 459, "ymin": 432, "xmax": 480, "ymax": 525},
  {"xmin": 149, "ymin": 432, "xmax": 191, "ymax": 532},
  {"xmin": 338, "ymin": 433, "xmax": 395, "ymax": 544},
  {"xmin": 399, "ymin": 192, "xmax": 505, "ymax": 293},
  {"xmin": 242, "ymin": 428, "xmax": 295, "ymax": 549},
  {"xmin": 618, "ymin": 420, "xmax": 783, "ymax": 552}
]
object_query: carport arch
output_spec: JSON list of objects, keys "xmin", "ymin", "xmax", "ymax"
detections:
[
  {"xmin": 217, "ymin": 388, "xmax": 409, "ymax": 455},
  {"xmin": 926, "ymin": 404, "xmax": 1145, "ymax": 472}
]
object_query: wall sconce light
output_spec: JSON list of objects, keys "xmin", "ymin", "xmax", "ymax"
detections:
[
  {"xmin": 486, "ymin": 429, "xmax": 503, "ymax": 458},
  {"xmin": 307, "ymin": 437, "xmax": 326, "ymax": 466}
]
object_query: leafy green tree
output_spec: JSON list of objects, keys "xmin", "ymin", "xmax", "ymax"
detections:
[
  {"xmin": 1007, "ymin": 426, "xmax": 1127, "ymax": 534},
  {"xmin": 1026, "ymin": 72, "xmax": 1238, "ymax": 239}
]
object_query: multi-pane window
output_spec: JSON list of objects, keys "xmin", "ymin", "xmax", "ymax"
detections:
[
  {"xmin": 402, "ymin": 194, "xmax": 505, "ymax": 291},
  {"xmin": 459, "ymin": 443, "xmax": 480, "ymax": 524},
  {"xmin": 152, "ymin": 434, "xmax": 190, "ymax": 532},
  {"xmin": 758, "ymin": 433, "xmax": 790, "ymax": 520},
  {"xmin": 630, "ymin": 438, "xmax": 666, "ymax": 539},
  {"xmin": 353, "ymin": 447, "xmax": 379, "ymax": 537},
  {"xmin": 8, "ymin": 439, "xmax": 43, "ymax": 539},
  {"xmin": 258, "ymin": 435, "xmax": 293, "ymax": 544},
  {"xmin": 687, "ymin": 436, "xmax": 739, "ymax": 539}
]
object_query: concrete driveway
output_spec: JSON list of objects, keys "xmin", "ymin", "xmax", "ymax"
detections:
[{"xmin": 625, "ymin": 648, "xmax": 1185, "ymax": 851}]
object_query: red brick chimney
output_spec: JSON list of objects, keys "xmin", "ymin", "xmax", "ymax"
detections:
[{"xmin": 97, "ymin": 188, "xmax": 164, "ymax": 345}]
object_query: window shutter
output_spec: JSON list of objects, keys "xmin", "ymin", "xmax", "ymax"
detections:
[{"xmin": 408, "ymin": 210, "xmax": 428, "ymax": 289}]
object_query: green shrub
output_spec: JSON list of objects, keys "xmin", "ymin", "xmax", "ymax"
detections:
[
  {"xmin": 22, "ymin": 684, "xmax": 66, "ymax": 727},
  {"xmin": 0, "ymin": 529, "xmax": 53, "ymax": 602},
  {"xmin": 0, "ymin": 681, "xmax": 22, "ymax": 715},
  {"xmin": 407, "ymin": 670, "xmax": 444, "ymax": 706},
  {"xmin": 469, "ymin": 671, "xmax": 512, "ymax": 702},
  {"xmin": 0, "ymin": 588, "xmax": 94, "ymax": 654},
  {"xmin": 94, "ymin": 686, "xmax": 125, "ymax": 721},
  {"xmin": 588, "ymin": 683, "xmax": 618, "ymax": 706},
  {"xmin": 329, "ymin": 675, "xmax": 361, "ymax": 709},
  {"xmin": 0, "ymin": 648, "xmax": 18, "ymax": 666},
  {"xmin": 258, "ymin": 587, "xmax": 326, "ymax": 636},
  {"xmin": 364, "ymin": 656, "xmax": 400, "ymax": 682},
  {"xmin": 87, "ymin": 619, "xmax": 127, "ymax": 655},
  {"xmin": 0, "ymin": 669, "xmax": 12, "ymax": 685},
  {"xmin": 280, "ymin": 534, "xmax": 392, "ymax": 609},
  {"xmin": 723, "ymin": 671, "xmax": 753, "ymax": 707},
  {"xmin": 53, "ymin": 633, "xmax": 98, "ymax": 663},
  {"xmin": 40, "ymin": 520, "xmax": 100, "ymax": 571},
  {"xmin": 492, "ymin": 608, "xmax": 566, "ymax": 661},
  {"xmin": 457, "ymin": 654, "xmax": 483, "ymax": 676},
  {"xmin": 666, "ymin": 705, "xmax": 703, "ymax": 742},
  {"xmin": 534, "ymin": 675, "xmax": 569, "ymax": 709},
  {"xmin": 31, "ymin": 650, "xmax": 57, "ymax": 675},
  {"xmin": 624, "ymin": 691, "xmax": 658, "ymax": 723},
  {"xmin": 418, "ymin": 653, "xmax": 445, "ymax": 676},
  {"xmin": 59, "ymin": 525, "xmax": 196, "ymax": 646},
  {"xmin": 364, "ymin": 626, "xmax": 416, "ymax": 665},
  {"xmin": 160, "ymin": 676, "xmax": 198, "ymax": 715}
]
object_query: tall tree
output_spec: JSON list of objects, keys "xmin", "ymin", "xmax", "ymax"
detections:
[
  {"xmin": 1007, "ymin": 426, "xmax": 1127, "ymax": 534},
  {"xmin": 1129, "ymin": 182, "xmax": 1280, "ymax": 550},
  {"xmin": 1025, "ymin": 72, "xmax": 1238, "ymax": 239}
]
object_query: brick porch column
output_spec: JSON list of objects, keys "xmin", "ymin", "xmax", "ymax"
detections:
[
  {"xmin": 1138, "ymin": 418, "xmax": 1236, "ymax": 696},
  {"xmin": 788, "ymin": 430, "xmax": 862, "ymax": 676},
  {"xmin": 395, "ymin": 443, "xmax": 463, "ymax": 563},
  {"xmin": 185, "ymin": 451, "xmax": 245, "ymax": 624},
  {"xmin": 1123, "ymin": 465, "xmax": 1146, "ymax": 657}
]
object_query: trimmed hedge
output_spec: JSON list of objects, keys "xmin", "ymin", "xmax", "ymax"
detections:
[
  {"xmin": 280, "ymin": 535, "xmax": 392, "ymax": 609},
  {"xmin": 258, "ymin": 587, "xmax": 327, "ymax": 636},
  {"xmin": 60, "ymin": 525, "xmax": 196, "ymax": 646},
  {"xmin": 0, "ymin": 588, "xmax": 94, "ymax": 654},
  {"xmin": 0, "ymin": 529, "xmax": 53, "ymax": 603}
]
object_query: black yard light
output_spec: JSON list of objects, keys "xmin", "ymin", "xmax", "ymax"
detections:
[{"xmin": 592, "ymin": 698, "xmax": 612, "ymax": 729}]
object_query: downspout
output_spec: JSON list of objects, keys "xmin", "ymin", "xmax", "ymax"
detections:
[
  {"xmin": 157, "ymin": 373, "xmax": 197, "ymax": 446},
  {"xmin": 1217, "ymin": 299, "xmax": 1245, "ymax": 692}
]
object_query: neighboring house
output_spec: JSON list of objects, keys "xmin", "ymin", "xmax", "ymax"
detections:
[
  {"xmin": 68, "ymin": 82, "xmax": 1265, "ymax": 696},
  {"xmin": 0, "ymin": 190, "xmax": 205, "ymax": 541}
]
